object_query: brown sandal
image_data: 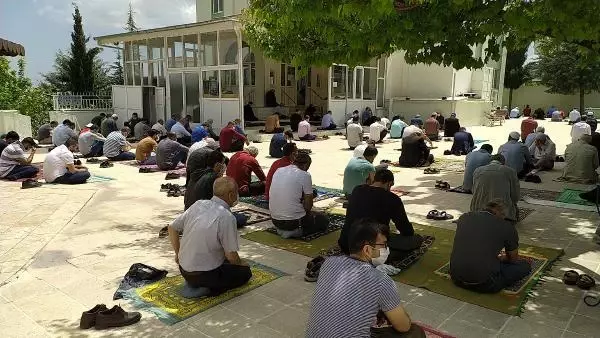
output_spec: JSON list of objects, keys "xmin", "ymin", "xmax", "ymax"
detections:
[
  {"xmin": 563, "ymin": 270, "xmax": 580, "ymax": 285},
  {"xmin": 577, "ymin": 274, "xmax": 596, "ymax": 290}
]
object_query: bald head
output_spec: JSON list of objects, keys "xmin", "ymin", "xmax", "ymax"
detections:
[{"xmin": 213, "ymin": 177, "xmax": 239, "ymax": 207}]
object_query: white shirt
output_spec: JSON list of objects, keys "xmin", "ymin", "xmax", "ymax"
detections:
[
  {"xmin": 510, "ymin": 108, "xmax": 520, "ymax": 118},
  {"xmin": 380, "ymin": 117, "xmax": 390, "ymax": 129},
  {"xmin": 369, "ymin": 122, "xmax": 386, "ymax": 142},
  {"xmin": 353, "ymin": 143, "xmax": 368, "ymax": 158},
  {"xmin": 571, "ymin": 121, "xmax": 592, "ymax": 143},
  {"xmin": 43, "ymin": 145, "xmax": 74, "ymax": 182},
  {"xmin": 298, "ymin": 120, "xmax": 311, "ymax": 138},
  {"xmin": 347, "ymin": 123, "xmax": 363, "ymax": 148},
  {"xmin": 152, "ymin": 123, "xmax": 168, "ymax": 136},
  {"xmin": 269, "ymin": 165, "xmax": 313, "ymax": 220},
  {"xmin": 321, "ymin": 114, "xmax": 334, "ymax": 128},
  {"xmin": 402, "ymin": 125, "xmax": 422, "ymax": 139},
  {"xmin": 569, "ymin": 109, "xmax": 581, "ymax": 122}
]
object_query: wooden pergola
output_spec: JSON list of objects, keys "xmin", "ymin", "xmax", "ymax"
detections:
[{"xmin": 0, "ymin": 38, "xmax": 25, "ymax": 57}]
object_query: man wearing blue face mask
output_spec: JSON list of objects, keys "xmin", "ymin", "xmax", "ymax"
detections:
[{"xmin": 307, "ymin": 221, "xmax": 424, "ymax": 338}]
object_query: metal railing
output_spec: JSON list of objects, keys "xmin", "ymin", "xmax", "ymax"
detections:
[{"xmin": 52, "ymin": 92, "xmax": 112, "ymax": 111}]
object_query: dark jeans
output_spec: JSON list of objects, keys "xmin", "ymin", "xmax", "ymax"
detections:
[
  {"xmin": 5, "ymin": 165, "xmax": 39, "ymax": 180},
  {"xmin": 179, "ymin": 262, "xmax": 252, "ymax": 296},
  {"xmin": 300, "ymin": 134, "xmax": 317, "ymax": 141},
  {"xmin": 427, "ymin": 134, "xmax": 439, "ymax": 141},
  {"xmin": 261, "ymin": 127, "xmax": 284, "ymax": 134},
  {"xmin": 83, "ymin": 140, "xmax": 104, "ymax": 157},
  {"xmin": 452, "ymin": 260, "xmax": 531, "ymax": 293},
  {"xmin": 371, "ymin": 324, "xmax": 426, "ymax": 338},
  {"xmin": 158, "ymin": 151, "xmax": 187, "ymax": 170},
  {"xmin": 376, "ymin": 130, "xmax": 389, "ymax": 143},
  {"xmin": 229, "ymin": 139, "xmax": 245, "ymax": 152},
  {"xmin": 53, "ymin": 171, "xmax": 91, "ymax": 184},
  {"xmin": 232, "ymin": 212, "xmax": 248, "ymax": 228},
  {"xmin": 108, "ymin": 151, "xmax": 136, "ymax": 161},
  {"xmin": 518, "ymin": 162, "xmax": 535, "ymax": 179},
  {"xmin": 240, "ymin": 181, "xmax": 265, "ymax": 197},
  {"xmin": 177, "ymin": 136, "xmax": 192, "ymax": 146},
  {"xmin": 322, "ymin": 123, "xmax": 337, "ymax": 130},
  {"xmin": 272, "ymin": 211, "xmax": 329, "ymax": 238}
]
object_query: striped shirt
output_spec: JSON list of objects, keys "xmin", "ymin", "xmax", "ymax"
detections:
[
  {"xmin": 52, "ymin": 124, "xmax": 77, "ymax": 147},
  {"xmin": 306, "ymin": 256, "xmax": 402, "ymax": 338},
  {"xmin": 0, "ymin": 142, "xmax": 26, "ymax": 177},
  {"xmin": 103, "ymin": 131, "xmax": 126, "ymax": 158}
]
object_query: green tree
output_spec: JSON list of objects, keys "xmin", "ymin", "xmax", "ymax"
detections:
[
  {"xmin": 43, "ymin": 50, "xmax": 112, "ymax": 93},
  {"xmin": 244, "ymin": 0, "xmax": 600, "ymax": 69},
  {"xmin": 110, "ymin": 2, "xmax": 139, "ymax": 86},
  {"xmin": 125, "ymin": 2, "xmax": 139, "ymax": 32},
  {"xmin": 531, "ymin": 40, "xmax": 600, "ymax": 111},
  {"xmin": 69, "ymin": 4, "xmax": 102, "ymax": 92},
  {"xmin": 504, "ymin": 47, "xmax": 530, "ymax": 110}
]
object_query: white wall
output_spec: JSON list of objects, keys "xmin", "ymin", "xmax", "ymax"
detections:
[
  {"xmin": 197, "ymin": 0, "xmax": 249, "ymax": 23},
  {"xmin": 502, "ymin": 85, "xmax": 600, "ymax": 111},
  {"xmin": 196, "ymin": 0, "xmax": 212, "ymax": 22},
  {"xmin": 453, "ymin": 68, "xmax": 473, "ymax": 95},
  {"xmin": 386, "ymin": 51, "xmax": 455, "ymax": 99},
  {"xmin": 49, "ymin": 111, "xmax": 105, "ymax": 130},
  {"xmin": 0, "ymin": 110, "xmax": 32, "ymax": 138}
]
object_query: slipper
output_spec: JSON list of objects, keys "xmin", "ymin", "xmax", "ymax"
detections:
[
  {"xmin": 563, "ymin": 270, "xmax": 579, "ymax": 285},
  {"xmin": 424, "ymin": 168, "xmax": 440, "ymax": 174},
  {"xmin": 21, "ymin": 180, "xmax": 42, "ymax": 189},
  {"xmin": 74, "ymin": 159, "xmax": 82, "ymax": 166},
  {"xmin": 99, "ymin": 160, "xmax": 113, "ymax": 168},
  {"xmin": 380, "ymin": 159, "xmax": 392, "ymax": 164},
  {"xmin": 334, "ymin": 132, "xmax": 343, "ymax": 136},
  {"xmin": 322, "ymin": 135, "xmax": 330, "ymax": 140},
  {"xmin": 437, "ymin": 182, "xmax": 450, "ymax": 190},
  {"xmin": 577, "ymin": 274, "xmax": 596, "ymax": 290},
  {"xmin": 584, "ymin": 294, "xmax": 600, "ymax": 307},
  {"xmin": 160, "ymin": 183, "xmax": 174, "ymax": 192},
  {"xmin": 427, "ymin": 210, "xmax": 440, "ymax": 219},
  {"xmin": 165, "ymin": 172, "xmax": 180, "ymax": 180},
  {"xmin": 433, "ymin": 211, "xmax": 454, "ymax": 220},
  {"xmin": 139, "ymin": 167, "xmax": 153, "ymax": 173},
  {"xmin": 158, "ymin": 226, "xmax": 169, "ymax": 238},
  {"xmin": 305, "ymin": 256, "xmax": 325, "ymax": 282},
  {"xmin": 86, "ymin": 158, "xmax": 100, "ymax": 163}
]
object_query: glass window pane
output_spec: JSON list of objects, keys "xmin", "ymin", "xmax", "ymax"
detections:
[
  {"xmin": 377, "ymin": 78, "xmax": 385, "ymax": 107},
  {"xmin": 221, "ymin": 70, "xmax": 239, "ymax": 98},
  {"xmin": 169, "ymin": 73, "xmax": 183, "ymax": 116},
  {"xmin": 347, "ymin": 68, "xmax": 354, "ymax": 99},
  {"xmin": 356, "ymin": 68, "xmax": 363, "ymax": 99},
  {"xmin": 133, "ymin": 63, "xmax": 141, "ymax": 85},
  {"xmin": 131, "ymin": 41, "xmax": 140, "ymax": 62},
  {"xmin": 378, "ymin": 57, "xmax": 386, "ymax": 78},
  {"xmin": 243, "ymin": 64, "xmax": 255, "ymax": 86},
  {"xmin": 124, "ymin": 42, "xmax": 132, "ymax": 62},
  {"xmin": 185, "ymin": 72, "xmax": 200, "ymax": 120},
  {"xmin": 280, "ymin": 64, "xmax": 286, "ymax": 86},
  {"xmin": 203, "ymin": 70, "xmax": 219, "ymax": 98},
  {"xmin": 367, "ymin": 57, "xmax": 378, "ymax": 67},
  {"xmin": 363, "ymin": 68, "xmax": 377, "ymax": 100},
  {"xmin": 184, "ymin": 34, "xmax": 199, "ymax": 67},
  {"xmin": 138, "ymin": 40, "xmax": 148, "ymax": 61},
  {"xmin": 142, "ymin": 63, "xmax": 149, "ymax": 85},
  {"xmin": 200, "ymin": 32, "xmax": 217, "ymax": 66},
  {"xmin": 125, "ymin": 63, "xmax": 133, "ymax": 85},
  {"xmin": 152, "ymin": 62, "xmax": 165, "ymax": 87},
  {"xmin": 286, "ymin": 66, "xmax": 295, "ymax": 87},
  {"xmin": 167, "ymin": 36, "xmax": 183, "ymax": 68},
  {"xmin": 331, "ymin": 65, "xmax": 347, "ymax": 99},
  {"xmin": 148, "ymin": 38, "xmax": 164, "ymax": 60},
  {"xmin": 219, "ymin": 30, "xmax": 238, "ymax": 65}
]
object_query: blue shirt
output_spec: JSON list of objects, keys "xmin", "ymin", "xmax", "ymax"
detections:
[
  {"xmin": 410, "ymin": 117, "xmax": 423, "ymax": 127},
  {"xmin": 524, "ymin": 132, "xmax": 539, "ymax": 148},
  {"xmin": 165, "ymin": 118, "xmax": 177, "ymax": 131},
  {"xmin": 343, "ymin": 157, "xmax": 376, "ymax": 195},
  {"xmin": 390, "ymin": 120, "xmax": 407, "ymax": 138},
  {"xmin": 269, "ymin": 133, "xmax": 287, "ymax": 158},
  {"xmin": 499, "ymin": 140, "xmax": 531, "ymax": 173},
  {"xmin": 451, "ymin": 131, "xmax": 475, "ymax": 154},
  {"xmin": 191, "ymin": 126, "xmax": 208, "ymax": 143},
  {"xmin": 235, "ymin": 125, "xmax": 246, "ymax": 136},
  {"xmin": 462, "ymin": 149, "xmax": 491, "ymax": 192}
]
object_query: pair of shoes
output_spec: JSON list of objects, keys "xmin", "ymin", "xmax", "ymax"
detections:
[
  {"xmin": 423, "ymin": 167, "xmax": 440, "ymax": 174},
  {"xmin": 165, "ymin": 172, "xmax": 180, "ymax": 180},
  {"xmin": 304, "ymin": 256, "xmax": 325, "ymax": 282},
  {"xmin": 74, "ymin": 159, "xmax": 82, "ymax": 166},
  {"xmin": 427, "ymin": 209, "xmax": 454, "ymax": 220},
  {"xmin": 160, "ymin": 183, "xmax": 176, "ymax": 192},
  {"xmin": 86, "ymin": 158, "xmax": 100, "ymax": 163},
  {"xmin": 21, "ymin": 180, "xmax": 43, "ymax": 189},
  {"xmin": 139, "ymin": 167, "xmax": 152, "ymax": 173},
  {"xmin": 524, "ymin": 174, "xmax": 542, "ymax": 183},
  {"xmin": 555, "ymin": 155, "xmax": 565, "ymax": 162},
  {"xmin": 334, "ymin": 132, "xmax": 343, "ymax": 136},
  {"xmin": 167, "ymin": 185, "xmax": 184, "ymax": 197},
  {"xmin": 100, "ymin": 161, "xmax": 113, "ymax": 168},
  {"xmin": 80, "ymin": 304, "xmax": 141, "ymax": 330},
  {"xmin": 435, "ymin": 180, "xmax": 450, "ymax": 190},
  {"xmin": 563, "ymin": 270, "xmax": 596, "ymax": 289},
  {"xmin": 322, "ymin": 135, "xmax": 330, "ymax": 140}
]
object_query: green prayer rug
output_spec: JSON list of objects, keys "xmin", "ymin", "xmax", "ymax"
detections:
[{"xmin": 555, "ymin": 189, "xmax": 595, "ymax": 206}]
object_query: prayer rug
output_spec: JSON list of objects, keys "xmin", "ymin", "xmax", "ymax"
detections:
[
  {"xmin": 239, "ymin": 185, "xmax": 344, "ymax": 209},
  {"xmin": 233, "ymin": 207, "xmax": 271, "ymax": 225},
  {"xmin": 122, "ymin": 262, "xmax": 286, "ymax": 325},
  {"xmin": 87, "ymin": 175, "xmax": 115, "ymax": 183},
  {"xmin": 517, "ymin": 207, "xmax": 535, "ymax": 223},
  {"xmin": 434, "ymin": 253, "xmax": 548, "ymax": 295},
  {"xmin": 473, "ymin": 139, "xmax": 489, "ymax": 144},
  {"xmin": 447, "ymin": 186, "xmax": 470, "ymax": 194},
  {"xmin": 393, "ymin": 223, "xmax": 564, "ymax": 315},
  {"xmin": 418, "ymin": 323, "xmax": 456, "ymax": 338},
  {"xmin": 239, "ymin": 195, "xmax": 269, "ymax": 209},
  {"xmin": 555, "ymin": 188, "xmax": 595, "ymax": 206},
  {"xmin": 263, "ymin": 213, "xmax": 345, "ymax": 241},
  {"xmin": 121, "ymin": 161, "xmax": 186, "ymax": 173},
  {"xmin": 430, "ymin": 158, "xmax": 465, "ymax": 172},
  {"xmin": 520, "ymin": 188, "xmax": 561, "ymax": 201},
  {"xmin": 522, "ymin": 196, "xmax": 598, "ymax": 212}
]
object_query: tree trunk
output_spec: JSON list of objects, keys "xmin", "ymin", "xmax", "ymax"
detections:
[
  {"xmin": 580, "ymin": 87, "xmax": 585, "ymax": 112},
  {"xmin": 508, "ymin": 89, "xmax": 513, "ymax": 111}
]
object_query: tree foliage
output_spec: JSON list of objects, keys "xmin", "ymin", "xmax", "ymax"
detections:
[
  {"xmin": 244, "ymin": 0, "xmax": 600, "ymax": 69},
  {"xmin": 529, "ymin": 40, "xmax": 600, "ymax": 111},
  {"xmin": 0, "ymin": 58, "xmax": 52, "ymax": 131},
  {"xmin": 109, "ymin": 2, "xmax": 139, "ymax": 86},
  {"xmin": 125, "ymin": 2, "xmax": 139, "ymax": 32},
  {"xmin": 43, "ymin": 50, "xmax": 112, "ymax": 93},
  {"xmin": 504, "ymin": 47, "xmax": 530, "ymax": 109}
]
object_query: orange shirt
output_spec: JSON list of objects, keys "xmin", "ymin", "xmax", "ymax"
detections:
[
  {"xmin": 135, "ymin": 136, "xmax": 157, "ymax": 161},
  {"xmin": 265, "ymin": 114, "xmax": 280, "ymax": 133}
]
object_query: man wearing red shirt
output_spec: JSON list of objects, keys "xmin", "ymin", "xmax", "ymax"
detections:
[
  {"xmin": 424, "ymin": 113, "xmax": 441, "ymax": 141},
  {"xmin": 265, "ymin": 143, "xmax": 298, "ymax": 200},
  {"xmin": 226, "ymin": 146, "xmax": 267, "ymax": 196},
  {"xmin": 520, "ymin": 117, "xmax": 538, "ymax": 142},
  {"xmin": 219, "ymin": 121, "xmax": 249, "ymax": 152}
]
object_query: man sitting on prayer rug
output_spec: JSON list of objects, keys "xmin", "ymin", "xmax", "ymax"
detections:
[
  {"xmin": 390, "ymin": 116, "xmax": 407, "ymax": 139},
  {"xmin": 343, "ymin": 145, "xmax": 378, "ymax": 197},
  {"xmin": 307, "ymin": 220, "xmax": 423, "ymax": 338},
  {"xmin": 37, "ymin": 121, "xmax": 57, "ymax": 144},
  {"xmin": 171, "ymin": 117, "xmax": 192, "ymax": 146},
  {"xmin": 186, "ymin": 138, "xmax": 220, "ymax": 183},
  {"xmin": 184, "ymin": 150, "xmax": 227, "ymax": 210},
  {"xmin": 462, "ymin": 144, "xmax": 493, "ymax": 193},
  {"xmin": 524, "ymin": 126, "xmax": 546, "ymax": 148},
  {"xmin": 529, "ymin": 133, "xmax": 556, "ymax": 171},
  {"xmin": 269, "ymin": 130, "xmax": 294, "ymax": 158},
  {"xmin": 0, "ymin": 136, "xmax": 39, "ymax": 181},
  {"xmin": 449, "ymin": 127, "xmax": 475, "ymax": 155},
  {"xmin": 398, "ymin": 132, "xmax": 434, "ymax": 168},
  {"xmin": 347, "ymin": 116, "xmax": 364, "ymax": 149},
  {"xmin": 444, "ymin": 112, "xmax": 460, "ymax": 137},
  {"xmin": 135, "ymin": 129, "xmax": 159, "ymax": 165},
  {"xmin": 424, "ymin": 113, "xmax": 440, "ymax": 141},
  {"xmin": 0, "ymin": 131, "xmax": 19, "ymax": 155},
  {"xmin": 450, "ymin": 200, "xmax": 531, "ymax": 293},
  {"xmin": 44, "ymin": 137, "xmax": 90, "ymax": 184},
  {"xmin": 369, "ymin": 117, "xmax": 388, "ymax": 143},
  {"xmin": 266, "ymin": 143, "xmax": 297, "ymax": 200},
  {"xmin": 226, "ymin": 146, "xmax": 267, "ymax": 196},
  {"xmin": 156, "ymin": 133, "xmax": 189, "ymax": 170},
  {"xmin": 220, "ymin": 121, "xmax": 249, "ymax": 152},
  {"xmin": 471, "ymin": 154, "xmax": 520, "ymax": 223},
  {"xmin": 571, "ymin": 115, "xmax": 592, "ymax": 143},
  {"xmin": 499, "ymin": 131, "xmax": 533, "ymax": 178},
  {"xmin": 103, "ymin": 128, "xmax": 136, "ymax": 161},
  {"xmin": 269, "ymin": 153, "xmax": 329, "ymax": 239},
  {"xmin": 560, "ymin": 134, "xmax": 599, "ymax": 184},
  {"xmin": 321, "ymin": 110, "xmax": 337, "ymax": 130},
  {"xmin": 298, "ymin": 115, "xmax": 316, "ymax": 141},
  {"xmin": 52, "ymin": 119, "xmax": 77, "ymax": 147},
  {"xmin": 264, "ymin": 112, "xmax": 284, "ymax": 134},
  {"xmin": 169, "ymin": 177, "xmax": 252, "ymax": 296},
  {"xmin": 78, "ymin": 124, "xmax": 106, "ymax": 158},
  {"xmin": 339, "ymin": 169, "xmax": 415, "ymax": 255}
]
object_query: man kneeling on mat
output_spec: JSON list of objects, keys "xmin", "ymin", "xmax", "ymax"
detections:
[
  {"xmin": 339, "ymin": 169, "xmax": 416, "ymax": 255},
  {"xmin": 168, "ymin": 177, "xmax": 252, "ymax": 296},
  {"xmin": 450, "ymin": 200, "xmax": 531, "ymax": 293}
]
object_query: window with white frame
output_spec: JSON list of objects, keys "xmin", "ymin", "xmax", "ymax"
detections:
[
  {"xmin": 212, "ymin": 0, "xmax": 224, "ymax": 14},
  {"xmin": 124, "ymin": 39, "xmax": 166, "ymax": 87}
]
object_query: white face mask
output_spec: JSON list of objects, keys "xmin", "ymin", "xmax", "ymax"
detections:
[{"xmin": 371, "ymin": 247, "xmax": 390, "ymax": 266}]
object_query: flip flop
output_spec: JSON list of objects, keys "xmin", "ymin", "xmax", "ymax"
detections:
[
  {"xmin": 577, "ymin": 274, "xmax": 596, "ymax": 290},
  {"xmin": 86, "ymin": 158, "xmax": 100, "ymax": 163},
  {"xmin": 424, "ymin": 168, "xmax": 440, "ymax": 174},
  {"xmin": 158, "ymin": 226, "xmax": 169, "ymax": 238},
  {"xmin": 434, "ymin": 211, "xmax": 454, "ymax": 220},
  {"xmin": 165, "ymin": 172, "xmax": 180, "ymax": 180},
  {"xmin": 584, "ymin": 294, "xmax": 600, "ymax": 307},
  {"xmin": 99, "ymin": 160, "xmax": 113, "ymax": 168},
  {"xmin": 563, "ymin": 270, "xmax": 580, "ymax": 285},
  {"xmin": 74, "ymin": 159, "xmax": 82, "ymax": 166},
  {"xmin": 427, "ymin": 210, "xmax": 440, "ymax": 219},
  {"xmin": 139, "ymin": 167, "xmax": 153, "ymax": 173}
]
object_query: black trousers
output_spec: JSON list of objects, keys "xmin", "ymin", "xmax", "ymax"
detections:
[
  {"xmin": 230, "ymin": 139, "xmax": 245, "ymax": 152},
  {"xmin": 240, "ymin": 181, "xmax": 265, "ymax": 197},
  {"xmin": 177, "ymin": 136, "xmax": 192, "ymax": 146},
  {"xmin": 272, "ymin": 211, "xmax": 329, "ymax": 236},
  {"xmin": 179, "ymin": 262, "xmax": 252, "ymax": 296}
]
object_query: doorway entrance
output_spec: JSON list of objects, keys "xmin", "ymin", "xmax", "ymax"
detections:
[{"xmin": 168, "ymin": 71, "xmax": 201, "ymax": 122}]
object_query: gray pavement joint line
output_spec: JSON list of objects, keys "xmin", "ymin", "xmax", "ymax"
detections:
[
  {"xmin": 434, "ymin": 302, "xmax": 466, "ymax": 329},
  {"xmin": 0, "ymin": 189, "xmax": 99, "ymax": 288},
  {"xmin": 223, "ymin": 301, "xmax": 288, "ymax": 335},
  {"xmin": 3, "ymin": 301, "xmax": 52, "ymax": 337}
]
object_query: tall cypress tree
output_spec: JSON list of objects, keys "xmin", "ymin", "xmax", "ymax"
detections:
[{"xmin": 68, "ymin": 4, "xmax": 101, "ymax": 93}]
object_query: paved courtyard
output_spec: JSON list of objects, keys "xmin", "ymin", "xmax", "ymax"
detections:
[{"xmin": 0, "ymin": 118, "xmax": 599, "ymax": 337}]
